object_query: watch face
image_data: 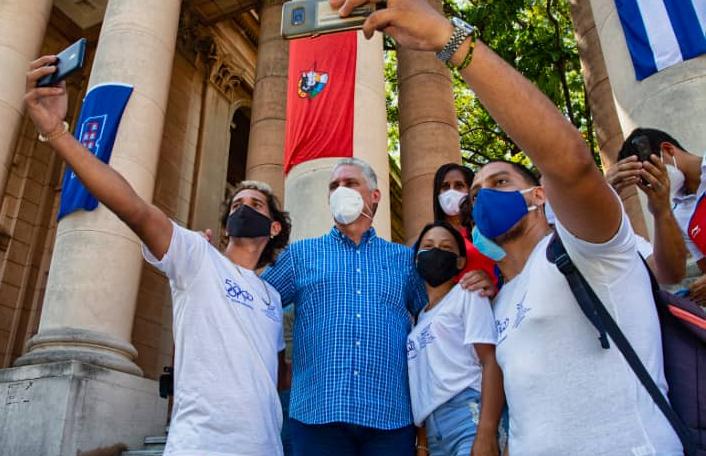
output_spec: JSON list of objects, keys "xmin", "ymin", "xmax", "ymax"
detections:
[{"xmin": 451, "ymin": 17, "xmax": 473, "ymax": 34}]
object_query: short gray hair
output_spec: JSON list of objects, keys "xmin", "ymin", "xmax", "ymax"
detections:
[{"xmin": 331, "ymin": 158, "xmax": 378, "ymax": 190}]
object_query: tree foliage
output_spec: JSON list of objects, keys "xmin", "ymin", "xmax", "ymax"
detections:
[{"xmin": 385, "ymin": 0, "xmax": 597, "ymax": 172}]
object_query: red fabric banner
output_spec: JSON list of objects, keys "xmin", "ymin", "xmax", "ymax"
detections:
[{"xmin": 284, "ymin": 32, "xmax": 357, "ymax": 174}]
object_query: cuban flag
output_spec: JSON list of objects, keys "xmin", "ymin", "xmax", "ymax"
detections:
[
  {"xmin": 615, "ymin": 0, "xmax": 706, "ymax": 80},
  {"xmin": 58, "ymin": 83, "xmax": 133, "ymax": 220}
]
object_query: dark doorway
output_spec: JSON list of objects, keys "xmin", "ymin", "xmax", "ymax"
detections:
[{"xmin": 227, "ymin": 107, "xmax": 251, "ymax": 187}]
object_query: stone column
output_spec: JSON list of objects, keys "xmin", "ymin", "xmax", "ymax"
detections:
[
  {"xmin": 0, "ymin": 1, "xmax": 53, "ymax": 203},
  {"xmin": 284, "ymin": 32, "xmax": 390, "ymax": 242},
  {"xmin": 397, "ymin": 0, "xmax": 461, "ymax": 245},
  {"xmin": 589, "ymin": 1, "xmax": 706, "ymax": 240},
  {"xmin": 246, "ymin": 0, "xmax": 288, "ymax": 201},
  {"xmin": 569, "ymin": 0, "xmax": 648, "ymax": 239},
  {"xmin": 15, "ymin": 0, "xmax": 182, "ymax": 376}
]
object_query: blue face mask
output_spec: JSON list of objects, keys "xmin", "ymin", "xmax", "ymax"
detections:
[
  {"xmin": 472, "ymin": 226, "xmax": 506, "ymax": 261},
  {"xmin": 472, "ymin": 187, "xmax": 537, "ymax": 239}
]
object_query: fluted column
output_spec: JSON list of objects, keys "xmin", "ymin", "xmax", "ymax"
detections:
[
  {"xmin": 0, "ymin": 1, "xmax": 53, "ymax": 201},
  {"xmin": 398, "ymin": 0, "xmax": 461, "ymax": 245},
  {"xmin": 246, "ymin": 0, "xmax": 288, "ymax": 201},
  {"xmin": 569, "ymin": 0, "xmax": 648, "ymax": 239},
  {"xmin": 15, "ymin": 0, "xmax": 182, "ymax": 376}
]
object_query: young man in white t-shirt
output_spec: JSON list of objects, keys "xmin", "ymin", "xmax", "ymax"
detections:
[
  {"xmin": 331, "ymin": 1, "xmax": 683, "ymax": 453},
  {"xmin": 23, "ymin": 58, "xmax": 291, "ymax": 456}
]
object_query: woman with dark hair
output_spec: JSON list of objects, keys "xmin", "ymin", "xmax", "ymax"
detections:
[
  {"xmin": 409, "ymin": 221, "xmax": 506, "ymax": 456},
  {"xmin": 433, "ymin": 163, "xmax": 497, "ymax": 293}
]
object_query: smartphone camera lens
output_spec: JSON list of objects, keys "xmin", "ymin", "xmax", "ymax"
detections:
[{"xmin": 292, "ymin": 7, "xmax": 305, "ymax": 26}]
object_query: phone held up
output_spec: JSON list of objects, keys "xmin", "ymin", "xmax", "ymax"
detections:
[
  {"xmin": 281, "ymin": 0, "xmax": 379, "ymax": 39},
  {"xmin": 37, "ymin": 38, "xmax": 87, "ymax": 88}
]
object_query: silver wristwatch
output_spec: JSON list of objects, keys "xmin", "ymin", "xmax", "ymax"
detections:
[{"xmin": 436, "ymin": 17, "xmax": 475, "ymax": 64}]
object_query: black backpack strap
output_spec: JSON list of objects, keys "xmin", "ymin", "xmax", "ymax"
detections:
[{"xmin": 546, "ymin": 233, "xmax": 696, "ymax": 455}]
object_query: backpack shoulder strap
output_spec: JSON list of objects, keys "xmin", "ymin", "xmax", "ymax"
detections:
[{"xmin": 546, "ymin": 233, "xmax": 696, "ymax": 455}]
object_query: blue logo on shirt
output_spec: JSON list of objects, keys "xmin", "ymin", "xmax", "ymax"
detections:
[
  {"xmin": 513, "ymin": 301, "xmax": 531, "ymax": 329},
  {"xmin": 262, "ymin": 302, "xmax": 281, "ymax": 323},
  {"xmin": 407, "ymin": 339, "xmax": 418, "ymax": 360},
  {"xmin": 496, "ymin": 317, "xmax": 510, "ymax": 345},
  {"xmin": 224, "ymin": 278, "xmax": 254, "ymax": 308},
  {"xmin": 417, "ymin": 323, "xmax": 435, "ymax": 350}
]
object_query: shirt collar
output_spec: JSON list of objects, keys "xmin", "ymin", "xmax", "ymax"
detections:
[{"xmin": 329, "ymin": 226, "xmax": 377, "ymax": 246}]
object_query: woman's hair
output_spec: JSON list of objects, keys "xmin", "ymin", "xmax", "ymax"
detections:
[
  {"xmin": 412, "ymin": 220, "xmax": 468, "ymax": 259},
  {"xmin": 432, "ymin": 163, "xmax": 475, "ymax": 222},
  {"xmin": 221, "ymin": 180, "xmax": 291, "ymax": 269}
]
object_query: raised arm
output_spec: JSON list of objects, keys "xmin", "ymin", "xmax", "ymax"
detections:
[
  {"xmin": 334, "ymin": 0, "xmax": 622, "ymax": 243},
  {"xmin": 25, "ymin": 56, "xmax": 172, "ymax": 258}
]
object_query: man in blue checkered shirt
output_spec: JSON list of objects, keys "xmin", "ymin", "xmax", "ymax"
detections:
[{"xmin": 262, "ymin": 158, "xmax": 427, "ymax": 455}]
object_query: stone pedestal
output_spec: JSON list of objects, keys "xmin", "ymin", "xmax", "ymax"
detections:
[{"xmin": 0, "ymin": 361, "xmax": 166, "ymax": 456}]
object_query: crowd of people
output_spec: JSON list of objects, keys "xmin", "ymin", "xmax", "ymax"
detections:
[{"xmin": 21, "ymin": 0, "xmax": 705, "ymax": 454}]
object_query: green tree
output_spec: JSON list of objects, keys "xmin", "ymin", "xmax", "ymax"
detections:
[{"xmin": 386, "ymin": 0, "xmax": 597, "ymax": 172}]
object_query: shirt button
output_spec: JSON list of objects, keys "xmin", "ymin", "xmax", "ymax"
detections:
[
  {"xmin": 356, "ymin": 290, "xmax": 361, "ymax": 295},
  {"xmin": 356, "ymin": 313, "xmax": 361, "ymax": 319},
  {"xmin": 353, "ymin": 370, "xmax": 359, "ymax": 376},
  {"xmin": 355, "ymin": 340, "xmax": 361, "ymax": 346},
  {"xmin": 356, "ymin": 268, "xmax": 361, "ymax": 273},
  {"xmin": 356, "ymin": 251, "xmax": 361, "ymax": 255}
]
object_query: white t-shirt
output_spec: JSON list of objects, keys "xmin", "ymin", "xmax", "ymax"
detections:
[
  {"xmin": 673, "ymin": 153, "xmax": 706, "ymax": 261},
  {"xmin": 493, "ymin": 213, "xmax": 682, "ymax": 456},
  {"xmin": 635, "ymin": 234, "xmax": 654, "ymax": 259},
  {"xmin": 407, "ymin": 285, "xmax": 497, "ymax": 426},
  {"xmin": 143, "ymin": 223, "xmax": 285, "ymax": 456}
]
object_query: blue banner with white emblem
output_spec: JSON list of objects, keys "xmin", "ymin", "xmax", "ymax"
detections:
[{"xmin": 58, "ymin": 83, "xmax": 133, "ymax": 220}]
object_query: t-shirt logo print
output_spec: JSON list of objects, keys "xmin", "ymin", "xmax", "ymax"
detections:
[
  {"xmin": 496, "ymin": 317, "xmax": 510, "ymax": 345},
  {"xmin": 417, "ymin": 323, "xmax": 435, "ymax": 350},
  {"xmin": 407, "ymin": 339, "xmax": 418, "ymax": 360},
  {"xmin": 224, "ymin": 278, "xmax": 254, "ymax": 309},
  {"xmin": 261, "ymin": 302, "xmax": 281, "ymax": 323},
  {"xmin": 513, "ymin": 301, "xmax": 531, "ymax": 328}
]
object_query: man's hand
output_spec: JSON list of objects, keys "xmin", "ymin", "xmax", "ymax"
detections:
[
  {"xmin": 689, "ymin": 275, "xmax": 706, "ymax": 306},
  {"xmin": 330, "ymin": 0, "xmax": 453, "ymax": 51},
  {"xmin": 459, "ymin": 270, "xmax": 497, "ymax": 298},
  {"xmin": 606, "ymin": 155, "xmax": 642, "ymax": 194},
  {"xmin": 24, "ymin": 56, "xmax": 68, "ymax": 135},
  {"xmin": 638, "ymin": 155, "xmax": 672, "ymax": 218}
]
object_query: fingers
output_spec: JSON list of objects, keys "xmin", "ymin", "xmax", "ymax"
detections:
[
  {"xmin": 23, "ymin": 86, "xmax": 65, "ymax": 105},
  {"xmin": 643, "ymin": 157, "xmax": 669, "ymax": 186},
  {"xmin": 26, "ymin": 65, "xmax": 57, "ymax": 90},
  {"xmin": 336, "ymin": 0, "xmax": 381, "ymax": 17},
  {"xmin": 28, "ymin": 55, "xmax": 57, "ymax": 72},
  {"xmin": 362, "ymin": 8, "xmax": 394, "ymax": 39}
]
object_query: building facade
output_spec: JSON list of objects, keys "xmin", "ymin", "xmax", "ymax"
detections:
[{"xmin": 0, "ymin": 0, "xmax": 704, "ymax": 455}]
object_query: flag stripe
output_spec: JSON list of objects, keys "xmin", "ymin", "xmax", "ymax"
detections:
[
  {"xmin": 615, "ymin": 0, "xmax": 658, "ymax": 79},
  {"xmin": 664, "ymin": 0, "xmax": 706, "ymax": 60},
  {"xmin": 635, "ymin": 0, "xmax": 683, "ymax": 71},
  {"xmin": 693, "ymin": 0, "xmax": 706, "ymax": 36}
]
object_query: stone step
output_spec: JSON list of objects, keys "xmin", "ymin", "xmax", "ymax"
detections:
[
  {"xmin": 121, "ymin": 450, "xmax": 164, "ymax": 456},
  {"xmin": 144, "ymin": 435, "xmax": 167, "ymax": 446}
]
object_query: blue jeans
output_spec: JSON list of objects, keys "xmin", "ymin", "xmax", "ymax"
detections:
[
  {"xmin": 425, "ymin": 388, "xmax": 508, "ymax": 456},
  {"xmin": 279, "ymin": 390, "xmax": 292, "ymax": 456},
  {"xmin": 290, "ymin": 419, "xmax": 415, "ymax": 456}
]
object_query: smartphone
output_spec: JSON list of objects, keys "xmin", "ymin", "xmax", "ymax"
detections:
[
  {"xmin": 37, "ymin": 38, "xmax": 87, "ymax": 88},
  {"xmin": 631, "ymin": 135, "xmax": 653, "ymax": 163},
  {"xmin": 281, "ymin": 0, "xmax": 378, "ymax": 39}
]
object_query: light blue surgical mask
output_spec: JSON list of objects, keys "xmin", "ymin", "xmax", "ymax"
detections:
[{"xmin": 472, "ymin": 226, "xmax": 507, "ymax": 262}]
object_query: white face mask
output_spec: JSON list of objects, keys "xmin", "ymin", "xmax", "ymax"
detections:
[
  {"xmin": 330, "ymin": 186, "xmax": 366, "ymax": 225},
  {"xmin": 438, "ymin": 189, "xmax": 467, "ymax": 216},
  {"xmin": 663, "ymin": 154, "xmax": 685, "ymax": 197}
]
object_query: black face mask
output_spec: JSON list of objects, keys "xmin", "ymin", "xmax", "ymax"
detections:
[
  {"xmin": 416, "ymin": 248, "xmax": 460, "ymax": 287},
  {"xmin": 226, "ymin": 204, "xmax": 272, "ymax": 238}
]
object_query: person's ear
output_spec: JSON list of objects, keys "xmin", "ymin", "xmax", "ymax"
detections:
[
  {"xmin": 457, "ymin": 256, "xmax": 467, "ymax": 270},
  {"xmin": 270, "ymin": 221, "xmax": 282, "ymax": 239},
  {"xmin": 660, "ymin": 142, "xmax": 677, "ymax": 162},
  {"xmin": 371, "ymin": 188, "xmax": 382, "ymax": 205},
  {"xmin": 531, "ymin": 186, "xmax": 546, "ymax": 207}
]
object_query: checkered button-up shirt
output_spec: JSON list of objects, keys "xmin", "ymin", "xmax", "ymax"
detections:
[{"xmin": 262, "ymin": 227, "xmax": 427, "ymax": 429}]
